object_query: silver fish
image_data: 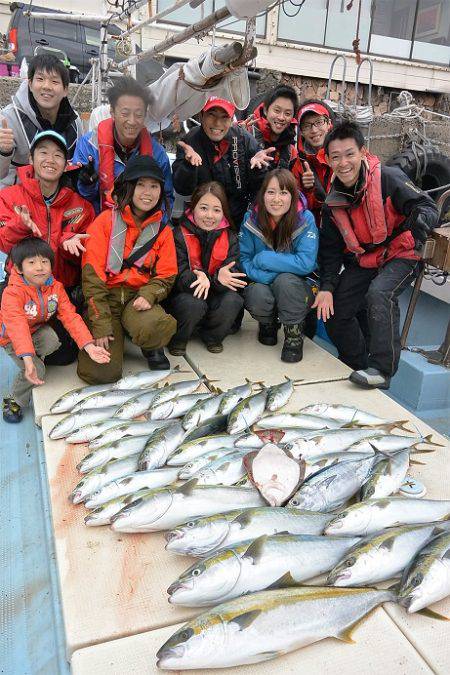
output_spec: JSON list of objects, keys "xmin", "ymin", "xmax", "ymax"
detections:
[
  {"xmin": 113, "ymin": 365, "xmax": 182, "ymax": 390},
  {"xmin": 182, "ymin": 414, "xmax": 228, "ymax": 443},
  {"xmin": 182, "ymin": 392, "xmax": 225, "ymax": 431},
  {"xmin": 85, "ymin": 466, "xmax": 181, "ymax": 508},
  {"xmin": 349, "ymin": 433, "xmax": 440, "ymax": 455},
  {"xmin": 50, "ymin": 383, "xmax": 113, "ymax": 414},
  {"xmin": 167, "ymin": 433, "xmax": 244, "ymax": 466},
  {"xmin": 77, "ymin": 435, "xmax": 152, "ymax": 474},
  {"xmin": 113, "ymin": 388, "xmax": 161, "ymax": 420},
  {"xmin": 49, "ymin": 407, "xmax": 120, "ymax": 440},
  {"xmin": 192, "ymin": 449, "xmax": 252, "ymax": 486},
  {"xmin": 178, "ymin": 448, "xmax": 239, "ymax": 480},
  {"xmin": 303, "ymin": 450, "xmax": 375, "ymax": 479},
  {"xmin": 235, "ymin": 428, "xmax": 317, "ymax": 449},
  {"xmin": 148, "ymin": 377, "xmax": 206, "ymax": 409},
  {"xmin": 65, "ymin": 419, "xmax": 126, "ymax": 444},
  {"xmin": 165, "ymin": 507, "xmax": 333, "ymax": 557},
  {"xmin": 148, "ymin": 393, "xmax": 211, "ymax": 420},
  {"xmin": 156, "ymin": 586, "xmax": 397, "ymax": 670},
  {"xmin": 288, "ymin": 426, "xmax": 400, "ymax": 459},
  {"xmin": 84, "ymin": 489, "xmax": 151, "ymax": 527},
  {"xmin": 326, "ymin": 498, "xmax": 450, "ymax": 537},
  {"xmin": 71, "ymin": 389, "xmax": 144, "ymax": 412},
  {"xmin": 327, "ymin": 524, "xmax": 447, "ymax": 587},
  {"xmin": 258, "ymin": 413, "xmax": 342, "ymax": 430},
  {"xmin": 217, "ymin": 381, "xmax": 254, "ymax": 415},
  {"xmin": 227, "ymin": 390, "xmax": 268, "ymax": 435},
  {"xmin": 289, "ymin": 455, "xmax": 379, "ymax": 512},
  {"xmin": 87, "ymin": 419, "xmax": 172, "ymax": 450},
  {"xmin": 69, "ymin": 453, "xmax": 141, "ymax": 504},
  {"xmin": 361, "ymin": 449, "xmax": 410, "ymax": 500},
  {"xmin": 167, "ymin": 533, "xmax": 361, "ymax": 607},
  {"xmin": 299, "ymin": 404, "xmax": 391, "ymax": 426},
  {"xmin": 265, "ymin": 378, "xmax": 296, "ymax": 412},
  {"xmin": 138, "ymin": 421, "xmax": 186, "ymax": 470},
  {"xmin": 111, "ymin": 481, "xmax": 265, "ymax": 532},
  {"xmin": 399, "ymin": 532, "xmax": 450, "ymax": 613}
]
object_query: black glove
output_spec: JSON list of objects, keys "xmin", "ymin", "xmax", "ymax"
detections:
[
  {"xmin": 410, "ymin": 213, "xmax": 431, "ymax": 248},
  {"xmin": 78, "ymin": 155, "xmax": 98, "ymax": 186}
]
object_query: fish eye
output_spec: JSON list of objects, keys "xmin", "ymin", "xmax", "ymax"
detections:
[
  {"xmin": 290, "ymin": 499, "xmax": 299, "ymax": 506},
  {"xmin": 345, "ymin": 557, "xmax": 356, "ymax": 567},
  {"xmin": 192, "ymin": 568, "xmax": 202, "ymax": 576},
  {"xmin": 411, "ymin": 573, "xmax": 423, "ymax": 587},
  {"xmin": 186, "ymin": 521, "xmax": 195, "ymax": 528}
]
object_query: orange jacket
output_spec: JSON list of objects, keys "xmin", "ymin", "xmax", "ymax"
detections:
[
  {"xmin": 82, "ymin": 206, "xmax": 177, "ymax": 337},
  {"xmin": 0, "ymin": 165, "xmax": 95, "ymax": 288},
  {"xmin": 0, "ymin": 268, "xmax": 93, "ymax": 357}
]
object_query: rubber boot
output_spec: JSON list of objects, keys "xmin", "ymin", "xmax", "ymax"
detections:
[
  {"xmin": 281, "ymin": 323, "xmax": 304, "ymax": 363},
  {"xmin": 142, "ymin": 348, "xmax": 170, "ymax": 371},
  {"xmin": 258, "ymin": 321, "xmax": 279, "ymax": 346}
]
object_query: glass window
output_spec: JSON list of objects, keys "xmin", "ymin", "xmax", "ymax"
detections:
[
  {"xmin": 84, "ymin": 26, "xmax": 100, "ymax": 47},
  {"xmin": 156, "ymin": 0, "xmax": 214, "ymax": 26},
  {"xmin": 44, "ymin": 19, "xmax": 79, "ymax": 41},
  {"xmin": 277, "ymin": 0, "xmax": 327, "ymax": 45},
  {"xmin": 324, "ymin": 0, "xmax": 371, "ymax": 51},
  {"xmin": 412, "ymin": 0, "xmax": 450, "ymax": 65},
  {"xmin": 369, "ymin": 0, "xmax": 416, "ymax": 58}
]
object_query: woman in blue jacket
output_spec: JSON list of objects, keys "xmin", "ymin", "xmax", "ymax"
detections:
[{"xmin": 239, "ymin": 168, "xmax": 318, "ymax": 362}]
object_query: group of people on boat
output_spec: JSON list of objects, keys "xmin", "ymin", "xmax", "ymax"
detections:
[{"xmin": 0, "ymin": 53, "xmax": 439, "ymax": 423}]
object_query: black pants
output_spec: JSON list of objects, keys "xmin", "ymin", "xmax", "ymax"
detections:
[
  {"xmin": 326, "ymin": 259, "xmax": 419, "ymax": 376},
  {"xmin": 244, "ymin": 273, "xmax": 315, "ymax": 326},
  {"xmin": 45, "ymin": 286, "xmax": 83, "ymax": 366},
  {"xmin": 167, "ymin": 290, "xmax": 244, "ymax": 345}
]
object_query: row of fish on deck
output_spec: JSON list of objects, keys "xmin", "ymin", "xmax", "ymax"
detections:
[{"xmin": 48, "ymin": 369, "xmax": 450, "ymax": 670}]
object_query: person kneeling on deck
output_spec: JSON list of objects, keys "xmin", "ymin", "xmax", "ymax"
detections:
[
  {"xmin": 166, "ymin": 182, "xmax": 246, "ymax": 356},
  {"xmin": 78, "ymin": 156, "xmax": 177, "ymax": 384},
  {"xmin": 72, "ymin": 77, "xmax": 173, "ymax": 215},
  {"xmin": 239, "ymin": 168, "xmax": 318, "ymax": 363},
  {"xmin": 313, "ymin": 121, "xmax": 438, "ymax": 390},
  {"xmin": 0, "ymin": 238, "xmax": 109, "ymax": 423}
]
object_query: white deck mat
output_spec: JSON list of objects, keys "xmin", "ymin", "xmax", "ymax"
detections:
[
  {"xmin": 184, "ymin": 315, "xmax": 351, "ymax": 387},
  {"xmin": 70, "ymin": 612, "xmax": 434, "ymax": 674},
  {"xmin": 32, "ymin": 347, "xmax": 194, "ymax": 426},
  {"xmin": 40, "ymin": 365, "xmax": 211, "ymax": 658}
]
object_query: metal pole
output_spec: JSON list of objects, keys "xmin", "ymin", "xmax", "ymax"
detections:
[
  {"xmin": 25, "ymin": 11, "xmax": 109, "ymax": 21},
  {"xmin": 99, "ymin": 0, "xmax": 109, "ymax": 105},
  {"xmin": 116, "ymin": 5, "xmax": 230, "ymax": 69},
  {"xmin": 120, "ymin": 0, "xmax": 203, "ymax": 39},
  {"xmin": 400, "ymin": 264, "xmax": 425, "ymax": 348}
]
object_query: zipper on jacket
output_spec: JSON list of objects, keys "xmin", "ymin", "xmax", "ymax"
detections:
[
  {"xmin": 37, "ymin": 287, "xmax": 46, "ymax": 321},
  {"xmin": 45, "ymin": 204, "xmax": 51, "ymax": 244},
  {"xmin": 121, "ymin": 286, "xmax": 125, "ymax": 305}
]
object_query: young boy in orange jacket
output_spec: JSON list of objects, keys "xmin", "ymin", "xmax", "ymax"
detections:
[{"xmin": 0, "ymin": 238, "xmax": 110, "ymax": 422}]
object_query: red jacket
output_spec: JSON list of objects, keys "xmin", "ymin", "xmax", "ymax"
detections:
[
  {"xmin": 240, "ymin": 103, "xmax": 297, "ymax": 170},
  {"xmin": 292, "ymin": 141, "xmax": 332, "ymax": 223},
  {"xmin": 0, "ymin": 166, "xmax": 95, "ymax": 288},
  {"xmin": 0, "ymin": 268, "xmax": 93, "ymax": 357}
]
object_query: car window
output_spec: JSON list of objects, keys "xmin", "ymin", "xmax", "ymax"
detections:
[
  {"xmin": 44, "ymin": 19, "xmax": 78, "ymax": 40},
  {"xmin": 84, "ymin": 26, "xmax": 100, "ymax": 47},
  {"xmin": 33, "ymin": 18, "xmax": 44, "ymax": 34}
]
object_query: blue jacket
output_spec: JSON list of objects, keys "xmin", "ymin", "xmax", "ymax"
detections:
[
  {"xmin": 239, "ymin": 203, "xmax": 318, "ymax": 285},
  {"xmin": 72, "ymin": 127, "xmax": 174, "ymax": 215}
]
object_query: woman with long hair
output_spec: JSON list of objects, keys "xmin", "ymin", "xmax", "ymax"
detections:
[
  {"xmin": 77, "ymin": 155, "xmax": 177, "ymax": 383},
  {"xmin": 167, "ymin": 181, "xmax": 246, "ymax": 355},
  {"xmin": 240, "ymin": 168, "xmax": 318, "ymax": 363}
]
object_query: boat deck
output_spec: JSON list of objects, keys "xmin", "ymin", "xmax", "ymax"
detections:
[{"xmin": 1, "ymin": 315, "xmax": 449, "ymax": 674}]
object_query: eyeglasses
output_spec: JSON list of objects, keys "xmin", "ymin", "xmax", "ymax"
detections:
[{"xmin": 301, "ymin": 117, "xmax": 328, "ymax": 131}]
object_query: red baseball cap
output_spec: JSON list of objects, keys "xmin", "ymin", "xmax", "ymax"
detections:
[
  {"xmin": 298, "ymin": 102, "xmax": 331, "ymax": 124},
  {"xmin": 202, "ymin": 97, "xmax": 236, "ymax": 117}
]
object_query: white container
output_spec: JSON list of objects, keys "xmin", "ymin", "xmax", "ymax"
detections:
[{"xmin": 225, "ymin": 0, "xmax": 273, "ymax": 19}]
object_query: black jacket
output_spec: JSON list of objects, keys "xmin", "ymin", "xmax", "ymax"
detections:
[
  {"xmin": 319, "ymin": 163, "xmax": 439, "ymax": 292},
  {"xmin": 172, "ymin": 215, "xmax": 240, "ymax": 295},
  {"xmin": 172, "ymin": 126, "xmax": 266, "ymax": 228}
]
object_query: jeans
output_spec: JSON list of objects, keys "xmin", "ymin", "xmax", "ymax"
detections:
[{"xmin": 325, "ymin": 259, "xmax": 419, "ymax": 376}]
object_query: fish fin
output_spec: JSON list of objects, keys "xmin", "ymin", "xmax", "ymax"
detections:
[
  {"xmin": 382, "ymin": 420, "xmax": 411, "ymax": 433},
  {"xmin": 422, "ymin": 434, "xmax": 446, "ymax": 448},
  {"xmin": 410, "ymin": 459, "xmax": 426, "ymax": 466},
  {"xmin": 258, "ymin": 651, "xmax": 282, "ymax": 661},
  {"xmin": 318, "ymin": 475, "xmax": 337, "ymax": 489},
  {"xmin": 266, "ymin": 571, "xmax": 298, "ymax": 589},
  {"xmin": 242, "ymin": 535, "xmax": 268, "ymax": 564},
  {"xmin": 443, "ymin": 549, "xmax": 450, "ymax": 560},
  {"xmin": 342, "ymin": 421, "xmax": 362, "ymax": 429},
  {"xmin": 380, "ymin": 534, "xmax": 397, "ymax": 551},
  {"xmin": 411, "ymin": 447, "xmax": 436, "ymax": 454},
  {"xmin": 376, "ymin": 498, "xmax": 392, "ymax": 509},
  {"xmin": 230, "ymin": 511, "xmax": 253, "ymax": 528},
  {"xmin": 386, "ymin": 581, "xmax": 401, "ymax": 593},
  {"xmin": 176, "ymin": 478, "xmax": 198, "ymax": 495},
  {"xmin": 417, "ymin": 607, "xmax": 450, "ymax": 621},
  {"xmin": 230, "ymin": 609, "xmax": 262, "ymax": 631}
]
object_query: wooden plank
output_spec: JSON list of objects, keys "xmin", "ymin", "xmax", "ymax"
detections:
[
  {"xmin": 40, "ymin": 364, "xmax": 210, "ymax": 658},
  {"xmin": 70, "ymin": 611, "xmax": 434, "ymax": 674},
  {"xmin": 185, "ymin": 316, "xmax": 351, "ymax": 388}
]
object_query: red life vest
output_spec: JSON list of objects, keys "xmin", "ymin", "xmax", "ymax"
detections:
[
  {"xmin": 329, "ymin": 156, "xmax": 416, "ymax": 268},
  {"xmin": 181, "ymin": 226, "xmax": 230, "ymax": 275},
  {"xmin": 97, "ymin": 118, "xmax": 153, "ymax": 210}
]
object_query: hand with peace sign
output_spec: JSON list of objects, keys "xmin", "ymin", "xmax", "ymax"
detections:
[
  {"xmin": 78, "ymin": 155, "xmax": 98, "ymax": 186},
  {"xmin": 13, "ymin": 205, "xmax": 42, "ymax": 237},
  {"xmin": 300, "ymin": 161, "xmax": 315, "ymax": 190},
  {"xmin": 62, "ymin": 233, "xmax": 90, "ymax": 256},
  {"xmin": 0, "ymin": 117, "xmax": 15, "ymax": 155}
]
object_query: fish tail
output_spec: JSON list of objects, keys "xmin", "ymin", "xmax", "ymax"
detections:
[
  {"xmin": 385, "ymin": 420, "xmax": 412, "ymax": 433},
  {"xmin": 422, "ymin": 434, "xmax": 446, "ymax": 447}
]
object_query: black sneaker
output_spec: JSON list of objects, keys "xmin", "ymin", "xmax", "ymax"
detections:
[
  {"xmin": 142, "ymin": 348, "xmax": 170, "ymax": 371},
  {"xmin": 349, "ymin": 368, "xmax": 391, "ymax": 390},
  {"xmin": 281, "ymin": 323, "xmax": 304, "ymax": 363},
  {"xmin": 258, "ymin": 322, "xmax": 278, "ymax": 346},
  {"xmin": 3, "ymin": 397, "xmax": 23, "ymax": 423},
  {"xmin": 206, "ymin": 342, "xmax": 223, "ymax": 354},
  {"xmin": 168, "ymin": 342, "xmax": 187, "ymax": 357}
]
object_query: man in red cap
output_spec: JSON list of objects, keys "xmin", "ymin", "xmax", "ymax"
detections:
[
  {"xmin": 172, "ymin": 97, "xmax": 271, "ymax": 229},
  {"xmin": 292, "ymin": 99, "xmax": 334, "ymax": 225}
]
